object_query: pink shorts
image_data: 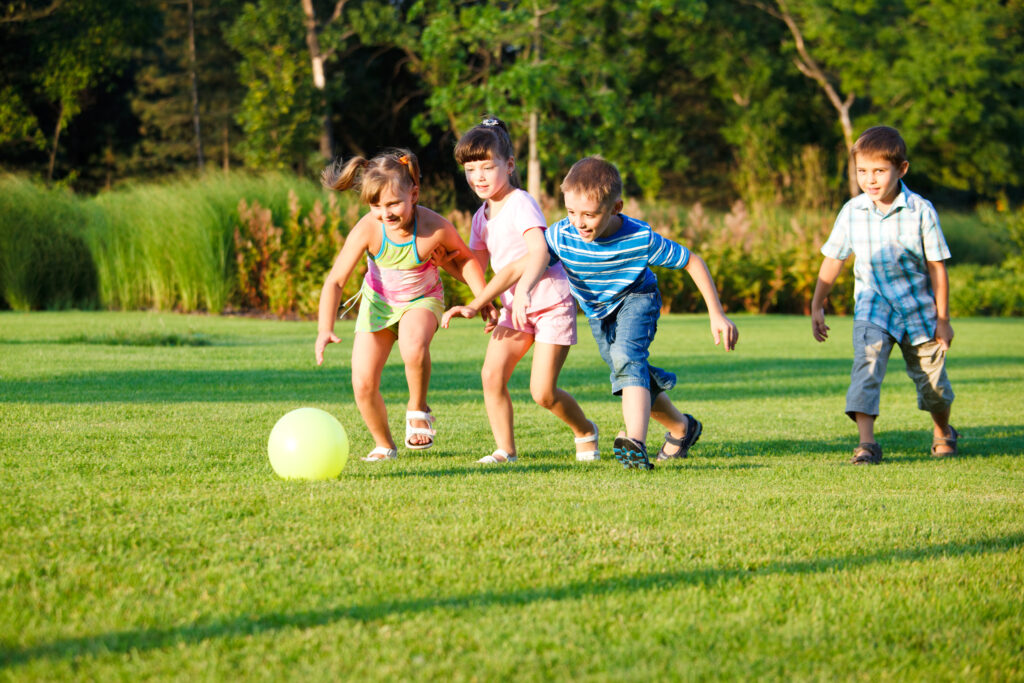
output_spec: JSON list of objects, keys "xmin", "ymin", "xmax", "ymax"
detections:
[{"xmin": 496, "ymin": 301, "xmax": 577, "ymax": 346}]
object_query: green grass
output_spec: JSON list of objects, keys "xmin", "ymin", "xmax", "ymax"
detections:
[{"xmin": 1, "ymin": 312, "xmax": 1022, "ymax": 680}]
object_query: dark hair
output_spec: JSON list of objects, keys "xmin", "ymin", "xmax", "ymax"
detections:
[
  {"xmin": 453, "ymin": 116, "xmax": 522, "ymax": 189},
  {"xmin": 560, "ymin": 156, "xmax": 622, "ymax": 208},
  {"xmin": 851, "ymin": 126, "xmax": 908, "ymax": 166},
  {"xmin": 321, "ymin": 148, "xmax": 420, "ymax": 205}
]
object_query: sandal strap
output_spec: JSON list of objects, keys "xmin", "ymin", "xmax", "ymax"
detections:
[
  {"xmin": 478, "ymin": 449, "xmax": 516, "ymax": 464},
  {"xmin": 362, "ymin": 447, "xmax": 397, "ymax": 461},
  {"xmin": 574, "ymin": 420, "xmax": 599, "ymax": 445}
]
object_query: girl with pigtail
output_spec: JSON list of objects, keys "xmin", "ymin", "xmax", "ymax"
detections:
[
  {"xmin": 316, "ymin": 148, "xmax": 494, "ymax": 461},
  {"xmin": 443, "ymin": 117, "xmax": 598, "ymax": 464}
]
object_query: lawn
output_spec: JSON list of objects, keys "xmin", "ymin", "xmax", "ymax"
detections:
[{"xmin": 1, "ymin": 311, "xmax": 1022, "ymax": 681}]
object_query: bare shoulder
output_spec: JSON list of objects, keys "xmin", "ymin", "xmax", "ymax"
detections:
[
  {"xmin": 416, "ymin": 206, "xmax": 459, "ymax": 244},
  {"xmin": 347, "ymin": 212, "xmax": 380, "ymax": 252}
]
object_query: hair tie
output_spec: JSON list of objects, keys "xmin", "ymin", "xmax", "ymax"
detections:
[
  {"xmin": 481, "ymin": 118, "xmax": 499, "ymax": 127},
  {"xmin": 398, "ymin": 155, "xmax": 410, "ymax": 166}
]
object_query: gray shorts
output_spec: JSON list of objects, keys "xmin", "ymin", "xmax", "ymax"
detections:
[{"xmin": 846, "ymin": 320, "xmax": 954, "ymax": 419}]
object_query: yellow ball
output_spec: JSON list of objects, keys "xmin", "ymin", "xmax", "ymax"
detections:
[{"xmin": 268, "ymin": 408, "xmax": 348, "ymax": 480}]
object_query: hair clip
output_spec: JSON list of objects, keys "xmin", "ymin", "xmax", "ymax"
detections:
[
  {"xmin": 398, "ymin": 155, "xmax": 410, "ymax": 166},
  {"xmin": 481, "ymin": 118, "xmax": 500, "ymax": 127}
]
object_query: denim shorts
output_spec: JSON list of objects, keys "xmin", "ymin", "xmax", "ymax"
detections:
[{"xmin": 588, "ymin": 283, "xmax": 677, "ymax": 398}]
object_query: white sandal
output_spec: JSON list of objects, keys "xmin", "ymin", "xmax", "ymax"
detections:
[
  {"xmin": 361, "ymin": 446, "xmax": 397, "ymax": 462},
  {"xmin": 404, "ymin": 410, "xmax": 436, "ymax": 450},
  {"xmin": 575, "ymin": 420, "xmax": 600, "ymax": 461},
  {"xmin": 477, "ymin": 449, "xmax": 516, "ymax": 464}
]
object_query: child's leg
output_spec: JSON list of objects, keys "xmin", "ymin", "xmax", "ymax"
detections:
[
  {"xmin": 351, "ymin": 329, "xmax": 398, "ymax": 449},
  {"xmin": 530, "ymin": 342, "xmax": 596, "ymax": 454},
  {"xmin": 898, "ymin": 336, "xmax": 956, "ymax": 454},
  {"xmin": 397, "ymin": 308, "xmax": 439, "ymax": 446},
  {"xmin": 846, "ymin": 322, "xmax": 894, "ymax": 444},
  {"xmin": 621, "ymin": 386, "xmax": 652, "ymax": 443},
  {"xmin": 481, "ymin": 326, "xmax": 534, "ymax": 456},
  {"xmin": 650, "ymin": 391, "xmax": 695, "ymax": 457}
]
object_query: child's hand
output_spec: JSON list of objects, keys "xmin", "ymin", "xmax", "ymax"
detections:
[
  {"xmin": 479, "ymin": 303, "xmax": 499, "ymax": 333},
  {"xmin": 315, "ymin": 330, "xmax": 341, "ymax": 365},
  {"xmin": 441, "ymin": 305, "xmax": 478, "ymax": 329},
  {"xmin": 935, "ymin": 319, "xmax": 954, "ymax": 351},
  {"xmin": 429, "ymin": 245, "xmax": 458, "ymax": 269},
  {"xmin": 811, "ymin": 308, "xmax": 830, "ymax": 342},
  {"xmin": 710, "ymin": 313, "xmax": 738, "ymax": 351},
  {"xmin": 511, "ymin": 291, "xmax": 531, "ymax": 329}
]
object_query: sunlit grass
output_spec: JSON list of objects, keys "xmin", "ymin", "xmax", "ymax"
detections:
[{"xmin": 0, "ymin": 312, "xmax": 1022, "ymax": 680}]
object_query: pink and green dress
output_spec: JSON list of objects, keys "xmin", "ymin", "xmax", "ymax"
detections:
[{"xmin": 355, "ymin": 220, "xmax": 444, "ymax": 333}]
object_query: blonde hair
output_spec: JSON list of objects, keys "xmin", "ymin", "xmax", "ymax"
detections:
[
  {"xmin": 453, "ymin": 116, "xmax": 522, "ymax": 189},
  {"xmin": 321, "ymin": 148, "xmax": 420, "ymax": 204},
  {"xmin": 560, "ymin": 156, "xmax": 622, "ymax": 208}
]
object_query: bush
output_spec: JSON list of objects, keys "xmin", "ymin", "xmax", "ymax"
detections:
[{"xmin": 0, "ymin": 175, "xmax": 97, "ymax": 311}]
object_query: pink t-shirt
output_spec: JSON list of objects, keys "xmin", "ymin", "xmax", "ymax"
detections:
[{"xmin": 469, "ymin": 189, "xmax": 572, "ymax": 312}]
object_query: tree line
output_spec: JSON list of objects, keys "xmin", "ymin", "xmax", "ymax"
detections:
[{"xmin": 2, "ymin": 0, "xmax": 1021, "ymax": 207}]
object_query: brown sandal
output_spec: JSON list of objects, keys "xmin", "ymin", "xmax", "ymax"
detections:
[
  {"xmin": 851, "ymin": 442, "xmax": 882, "ymax": 465},
  {"xmin": 931, "ymin": 426, "xmax": 959, "ymax": 457}
]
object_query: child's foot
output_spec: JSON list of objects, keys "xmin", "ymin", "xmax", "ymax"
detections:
[
  {"xmin": 931, "ymin": 426, "xmax": 959, "ymax": 457},
  {"xmin": 613, "ymin": 432, "xmax": 654, "ymax": 470},
  {"xmin": 656, "ymin": 414, "xmax": 703, "ymax": 461},
  {"xmin": 574, "ymin": 420, "xmax": 600, "ymax": 461},
  {"xmin": 404, "ymin": 409, "xmax": 435, "ymax": 450},
  {"xmin": 851, "ymin": 442, "xmax": 882, "ymax": 465},
  {"xmin": 477, "ymin": 449, "xmax": 517, "ymax": 464},
  {"xmin": 361, "ymin": 446, "xmax": 398, "ymax": 462}
]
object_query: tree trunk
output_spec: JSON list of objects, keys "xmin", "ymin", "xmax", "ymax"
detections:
[
  {"xmin": 187, "ymin": 0, "xmax": 205, "ymax": 171},
  {"xmin": 47, "ymin": 101, "xmax": 63, "ymax": 183},
  {"xmin": 763, "ymin": 0, "xmax": 860, "ymax": 197},
  {"xmin": 526, "ymin": 5, "xmax": 543, "ymax": 200},
  {"xmin": 301, "ymin": 0, "xmax": 333, "ymax": 160}
]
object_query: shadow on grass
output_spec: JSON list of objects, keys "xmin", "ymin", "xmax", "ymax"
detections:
[
  {"xmin": 705, "ymin": 424, "xmax": 1024, "ymax": 461},
  {"xmin": 3, "ymin": 530, "xmax": 1022, "ymax": 668},
  {"xmin": 2, "ymin": 353, "xmax": 1022, "ymax": 404}
]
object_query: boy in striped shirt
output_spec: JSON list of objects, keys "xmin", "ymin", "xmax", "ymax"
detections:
[
  {"xmin": 811, "ymin": 126, "xmax": 957, "ymax": 464},
  {"xmin": 443, "ymin": 156, "xmax": 738, "ymax": 469}
]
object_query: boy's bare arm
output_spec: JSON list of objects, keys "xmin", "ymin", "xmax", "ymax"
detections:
[
  {"xmin": 684, "ymin": 253, "xmax": 738, "ymax": 351},
  {"xmin": 811, "ymin": 256, "xmax": 845, "ymax": 343},
  {"xmin": 927, "ymin": 259, "xmax": 954, "ymax": 350}
]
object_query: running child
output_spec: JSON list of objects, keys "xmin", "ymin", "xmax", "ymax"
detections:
[
  {"xmin": 451, "ymin": 117, "xmax": 598, "ymax": 464},
  {"xmin": 316, "ymin": 149, "xmax": 492, "ymax": 461},
  {"xmin": 444, "ymin": 156, "xmax": 738, "ymax": 470}
]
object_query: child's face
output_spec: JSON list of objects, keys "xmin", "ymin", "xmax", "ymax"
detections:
[
  {"xmin": 369, "ymin": 183, "xmax": 418, "ymax": 231},
  {"xmin": 564, "ymin": 190, "xmax": 623, "ymax": 242},
  {"xmin": 855, "ymin": 153, "xmax": 909, "ymax": 208},
  {"xmin": 463, "ymin": 155, "xmax": 514, "ymax": 201}
]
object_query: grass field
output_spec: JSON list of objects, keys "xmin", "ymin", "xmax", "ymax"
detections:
[{"xmin": 1, "ymin": 312, "xmax": 1022, "ymax": 681}]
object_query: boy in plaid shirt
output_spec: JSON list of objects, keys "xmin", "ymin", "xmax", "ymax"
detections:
[{"xmin": 811, "ymin": 126, "xmax": 957, "ymax": 464}]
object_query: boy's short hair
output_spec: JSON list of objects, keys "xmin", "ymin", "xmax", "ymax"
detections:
[
  {"xmin": 560, "ymin": 156, "xmax": 622, "ymax": 208},
  {"xmin": 851, "ymin": 126, "xmax": 908, "ymax": 166}
]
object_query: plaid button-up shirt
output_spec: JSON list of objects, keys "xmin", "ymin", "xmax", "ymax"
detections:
[{"xmin": 822, "ymin": 182, "xmax": 951, "ymax": 345}]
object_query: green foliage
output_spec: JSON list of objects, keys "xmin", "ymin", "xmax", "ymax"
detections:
[
  {"xmin": 0, "ymin": 175, "xmax": 97, "ymax": 310},
  {"xmin": 226, "ymin": 1, "xmax": 321, "ymax": 171},
  {"xmin": 232, "ymin": 190, "xmax": 360, "ymax": 317}
]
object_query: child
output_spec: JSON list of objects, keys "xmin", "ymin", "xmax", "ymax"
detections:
[
  {"xmin": 444, "ymin": 156, "xmax": 738, "ymax": 470},
  {"xmin": 811, "ymin": 125, "xmax": 957, "ymax": 464},
  {"xmin": 316, "ymin": 149, "xmax": 492, "ymax": 461},
  {"xmin": 451, "ymin": 117, "xmax": 598, "ymax": 465}
]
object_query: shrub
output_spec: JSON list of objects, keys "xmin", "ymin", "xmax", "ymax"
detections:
[{"xmin": 0, "ymin": 175, "xmax": 97, "ymax": 311}]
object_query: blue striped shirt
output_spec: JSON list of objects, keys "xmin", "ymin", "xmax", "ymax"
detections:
[
  {"xmin": 821, "ymin": 182, "xmax": 950, "ymax": 345},
  {"xmin": 545, "ymin": 214, "xmax": 690, "ymax": 319}
]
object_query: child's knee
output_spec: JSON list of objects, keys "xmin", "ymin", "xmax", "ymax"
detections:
[
  {"xmin": 480, "ymin": 364, "xmax": 505, "ymax": 393},
  {"xmin": 530, "ymin": 384, "xmax": 557, "ymax": 409},
  {"xmin": 351, "ymin": 372, "xmax": 379, "ymax": 399}
]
